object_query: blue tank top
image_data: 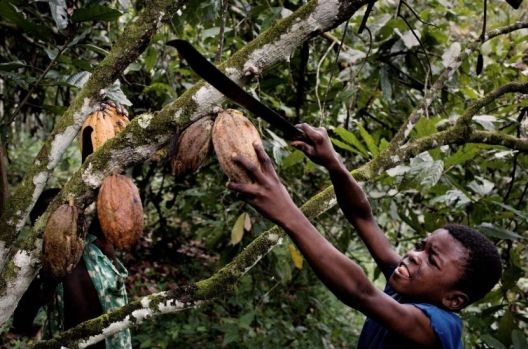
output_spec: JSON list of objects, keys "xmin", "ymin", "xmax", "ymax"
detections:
[{"xmin": 357, "ymin": 269, "xmax": 463, "ymax": 349}]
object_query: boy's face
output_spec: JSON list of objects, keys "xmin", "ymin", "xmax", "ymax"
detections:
[{"xmin": 389, "ymin": 228, "xmax": 468, "ymax": 306}]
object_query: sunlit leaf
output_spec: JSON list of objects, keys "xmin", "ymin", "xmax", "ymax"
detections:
[
  {"xmin": 66, "ymin": 71, "xmax": 91, "ymax": 88},
  {"xmin": 332, "ymin": 126, "xmax": 369, "ymax": 157},
  {"xmin": 288, "ymin": 243, "xmax": 303, "ymax": 269},
  {"xmin": 230, "ymin": 212, "xmax": 249, "ymax": 245},
  {"xmin": 441, "ymin": 42, "xmax": 461, "ymax": 68},
  {"xmin": 357, "ymin": 124, "xmax": 379, "ymax": 157},
  {"xmin": 49, "ymin": 0, "xmax": 68, "ymax": 30},
  {"xmin": 468, "ymin": 177, "xmax": 494, "ymax": 196},
  {"xmin": 105, "ymin": 80, "xmax": 132, "ymax": 106},
  {"xmin": 0, "ymin": 61, "xmax": 27, "ymax": 71},
  {"xmin": 429, "ymin": 189, "xmax": 471, "ymax": 208}
]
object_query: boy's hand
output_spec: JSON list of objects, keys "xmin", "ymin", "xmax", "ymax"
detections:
[
  {"xmin": 291, "ymin": 124, "xmax": 342, "ymax": 170},
  {"xmin": 227, "ymin": 143, "xmax": 298, "ymax": 225}
]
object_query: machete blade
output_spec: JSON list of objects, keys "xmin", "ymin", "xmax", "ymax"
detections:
[{"xmin": 167, "ymin": 39, "xmax": 306, "ymax": 141}]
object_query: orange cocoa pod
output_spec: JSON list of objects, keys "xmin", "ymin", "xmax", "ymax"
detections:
[
  {"xmin": 42, "ymin": 200, "xmax": 84, "ymax": 278},
  {"xmin": 212, "ymin": 109, "xmax": 263, "ymax": 183},
  {"xmin": 170, "ymin": 117, "xmax": 214, "ymax": 178},
  {"xmin": 102, "ymin": 101, "xmax": 130, "ymax": 134},
  {"xmin": 96, "ymin": 174, "xmax": 144, "ymax": 250},
  {"xmin": 80, "ymin": 101, "xmax": 129, "ymax": 162}
]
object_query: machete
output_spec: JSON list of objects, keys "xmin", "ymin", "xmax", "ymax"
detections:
[{"xmin": 167, "ymin": 39, "xmax": 307, "ymax": 142}]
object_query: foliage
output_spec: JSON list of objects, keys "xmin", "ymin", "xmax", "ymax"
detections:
[{"xmin": 0, "ymin": 0, "xmax": 528, "ymax": 348}]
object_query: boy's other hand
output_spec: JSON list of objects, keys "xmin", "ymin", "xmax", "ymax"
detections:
[
  {"xmin": 227, "ymin": 143, "xmax": 298, "ymax": 225},
  {"xmin": 291, "ymin": 124, "xmax": 342, "ymax": 170}
]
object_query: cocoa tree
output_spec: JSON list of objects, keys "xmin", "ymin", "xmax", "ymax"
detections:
[{"xmin": 0, "ymin": 0, "xmax": 527, "ymax": 348}]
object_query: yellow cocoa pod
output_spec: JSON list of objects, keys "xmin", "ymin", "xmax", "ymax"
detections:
[
  {"xmin": 80, "ymin": 101, "xmax": 129, "ymax": 162},
  {"xmin": 102, "ymin": 101, "xmax": 130, "ymax": 134},
  {"xmin": 96, "ymin": 174, "xmax": 144, "ymax": 250},
  {"xmin": 212, "ymin": 109, "xmax": 263, "ymax": 183},
  {"xmin": 170, "ymin": 117, "xmax": 214, "ymax": 178},
  {"xmin": 80, "ymin": 110, "xmax": 115, "ymax": 162},
  {"xmin": 42, "ymin": 200, "xmax": 84, "ymax": 278}
]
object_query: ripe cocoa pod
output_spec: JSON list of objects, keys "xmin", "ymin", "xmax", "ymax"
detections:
[
  {"xmin": 80, "ymin": 101, "xmax": 129, "ymax": 162},
  {"xmin": 212, "ymin": 109, "xmax": 263, "ymax": 183},
  {"xmin": 102, "ymin": 101, "xmax": 130, "ymax": 134},
  {"xmin": 42, "ymin": 200, "xmax": 84, "ymax": 278},
  {"xmin": 96, "ymin": 174, "xmax": 144, "ymax": 250},
  {"xmin": 170, "ymin": 117, "xmax": 214, "ymax": 178}
]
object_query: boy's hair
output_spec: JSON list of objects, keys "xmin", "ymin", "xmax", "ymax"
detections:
[{"xmin": 443, "ymin": 224, "xmax": 502, "ymax": 305}]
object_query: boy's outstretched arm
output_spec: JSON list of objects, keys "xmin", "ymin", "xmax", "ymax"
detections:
[
  {"xmin": 227, "ymin": 144, "xmax": 440, "ymax": 348},
  {"xmin": 291, "ymin": 124, "xmax": 400, "ymax": 271}
]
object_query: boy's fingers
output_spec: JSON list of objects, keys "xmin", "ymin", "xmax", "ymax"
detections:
[
  {"xmin": 253, "ymin": 142, "xmax": 273, "ymax": 171},
  {"xmin": 226, "ymin": 181, "xmax": 257, "ymax": 197},
  {"xmin": 231, "ymin": 152, "xmax": 253, "ymax": 170}
]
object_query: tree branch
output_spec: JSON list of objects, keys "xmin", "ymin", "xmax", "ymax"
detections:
[{"xmin": 0, "ymin": 0, "xmax": 188, "ymax": 325}]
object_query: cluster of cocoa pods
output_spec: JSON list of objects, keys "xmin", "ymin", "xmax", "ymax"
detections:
[
  {"xmin": 42, "ymin": 106, "xmax": 260, "ymax": 277},
  {"xmin": 170, "ymin": 108, "xmax": 263, "ymax": 183},
  {"xmin": 41, "ymin": 101, "xmax": 144, "ymax": 278}
]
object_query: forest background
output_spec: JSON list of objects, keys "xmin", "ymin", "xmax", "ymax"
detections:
[{"xmin": 0, "ymin": 0, "xmax": 527, "ymax": 348}]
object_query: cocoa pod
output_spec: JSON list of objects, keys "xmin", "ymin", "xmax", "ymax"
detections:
[
  {"xmin": 96, "ymin": 174, "xmax": 144, "ymax": 250},
  {"xmin": 212, "ymin": 109, "xmax": 263, "ymax": 183},
  {"xmin": 102, "ymin": 101, "xmax": 130, "ymax": 134},
  {"xmin": 42, "ymin": 200, "xmax": 84, "ymax": 278},
  {"xmin": 80, "ymin": 101, "xmax": 129, "ymax": 162},
  {"xmin": 170, "ymin": 117, "xmax": 214, "ymax": 178}
]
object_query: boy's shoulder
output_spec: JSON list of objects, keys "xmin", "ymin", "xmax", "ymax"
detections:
[{"xmin": 357, "ymin": 276, "xmax": 463, "ymax": 349}]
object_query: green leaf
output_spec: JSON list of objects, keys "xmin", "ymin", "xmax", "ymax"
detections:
[
  {"xmin": 238, "ymin": 311, "xmax": 255, "ymax": 330},
  {"xmin": 492, "ymin": 202, "xmax": 528, "ymax": 223},
  {"xmin": 71, "ymin": 5, "xmax": 122, "ymax": 23},
  {"xmin": 78, "ymin": 44, "xmax": 110, "ymax": 57},
  {"xmin": 0, "ymin": 1, "xmax": 53, "ymax": 40},
  {"xmin": 481, "ymin": 335, "xmax": 507, "ymax": 349},
  {"xmin": 444, "ymin": 144, "xmax": 482, "ymax": 169},
  {"xmin": 0, "ymin": 61, "xmax": 27, "ymax": 71},
  {"xmin": 379, "ymin": 66, "xmax": 392, "ymax": 101},
  {"xmin": 497, "ymin": 308, "xmax": 515, "ymax": 347},
  {"xmin": 477, "ymin": 223, "xmax": 522, "ymax": 241},
  {"xmin": 281, "ymin": 149, "xmax": 305, "ymax": 169},
  {"xmin": 331, "ymin": 138, "xmax": 362, "ymax": 156},
  {"xmin": 512, "ymin": 329, "xmax": 528, "ymax": 349},
  {"xmin": 230, "ymin": 212, "xmax": 249, "ymax": 245},
  {"xmin": 413, "ymin": 116, "xmax": 442, "ymax": 138},
  {"xmin": 331, "ymin": 126, "xmax": 369, "ymax": 157},
  {"xmin": 357, "ymin": 124, "xmax": 379, "ymax": 157}
]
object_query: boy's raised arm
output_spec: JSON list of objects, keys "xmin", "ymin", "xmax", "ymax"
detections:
[
  {"xmin": 227, "ymin": 143, "xmax": 440, "ymax": 348},
  {"xmin": 291, "ymin": 124, "xmax": 400, "ymax": 271}
]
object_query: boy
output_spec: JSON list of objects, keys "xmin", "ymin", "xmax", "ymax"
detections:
[{"xmin": 227, "ymin": 123, "xmax": 502, "ymax": 349}]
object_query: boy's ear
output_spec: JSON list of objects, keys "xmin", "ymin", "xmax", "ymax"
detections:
[{"xmin": 442, "ymin": 291, "xmax": 469, "ymax": 311}]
